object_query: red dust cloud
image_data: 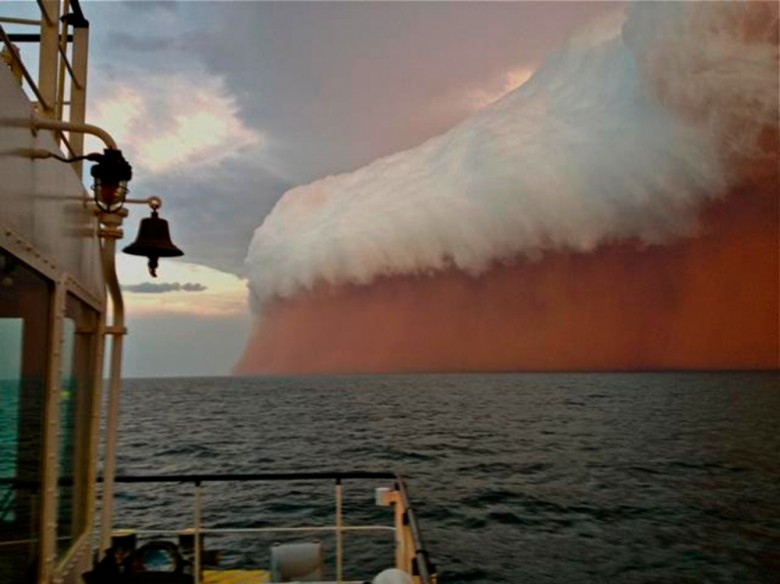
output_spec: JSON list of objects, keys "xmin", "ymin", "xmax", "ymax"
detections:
[
  {"xmin": 235, "ymin": 3, "xmax": 779, "ymax": 375},
  {"xmin": 236, "ymin": 167, "xmax": 778, "ymax": 374}
]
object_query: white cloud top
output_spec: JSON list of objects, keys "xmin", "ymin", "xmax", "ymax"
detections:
[{"xmin": 242, "ymin": 3, "xmax": 776, "ymax": 313}]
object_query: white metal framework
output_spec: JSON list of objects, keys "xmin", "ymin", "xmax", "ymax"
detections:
[
  {"xmin": 0, "ymin": 4, "xmax": 438, "ymax": 584},
  {"xmin": 0, "ymin": 2, "xmax": 131, "ymax": 583},
  {"xmin": 0, "ymin": 0, "xmax": 89, "ymax": 163}
]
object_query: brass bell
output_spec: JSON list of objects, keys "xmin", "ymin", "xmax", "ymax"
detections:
[{"xmin": 123, "ymin": 208, "xmax": 184, "ymax": 277}]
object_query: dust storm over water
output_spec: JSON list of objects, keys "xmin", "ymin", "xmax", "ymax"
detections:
[
  {"xmin": 236, "ymin": 3, "xmax": 779, "ymax": 374},
  {"xmin": 236, "ymin": 186, "xmax": 778, "ymax": 374}
]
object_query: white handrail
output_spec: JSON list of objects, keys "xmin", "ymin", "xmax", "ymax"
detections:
[
  {"xmin": 31, "ymin": 114, "xmax": 117, "ymax": 149},
  {"xmin": 194, "ymin": 483, "xmax": 202, "ymax": 584},
  {"xmin": 335, "ymin": 480, "xmax": 344, "ymax": 584},
  {"xmin": 0, "ymin": 0, "xmax": 90, "ymax": 159},
  {"xmin": 0, "ymin": 16, "xmax": 42, "ymax": 25}
]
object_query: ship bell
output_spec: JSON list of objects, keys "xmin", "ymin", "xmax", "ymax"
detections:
[{"xmin": 123, "ymin": 209, "xmax": 184, "ymax": 277}]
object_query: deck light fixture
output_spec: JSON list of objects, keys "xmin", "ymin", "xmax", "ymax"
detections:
[
  {"xmin": 90, "ymin": 148, "xmax": 132, "ymax": 212},
  {"xmin": 30, "ymin": 146, "xmax": 132, "ymax": 211},
  {"xmin": 30, "ymin": 145, "xmax": 183, "ymax": 276}
]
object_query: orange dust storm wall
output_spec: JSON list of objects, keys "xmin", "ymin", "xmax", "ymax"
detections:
[{"xmin": 236, "ymin": 180, "xmax": 778, "ymax": 374}]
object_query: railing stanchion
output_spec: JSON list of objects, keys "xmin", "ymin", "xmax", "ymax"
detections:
[
  {"xmin": 335, "ymin": 478, "xmax": 343, "ymax": 584},
  {"xmin": 194, "ymin": 481, "xmax": 202, "ymax": 584}
]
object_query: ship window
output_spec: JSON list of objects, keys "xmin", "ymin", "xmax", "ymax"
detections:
[
  {"xmin": 0, "ymin": 318, "xmax": 23, "ymax": 522},
  {"xmin": 0, "ymin": 250, "xmax": 51, "ymax": 584},
  {"xmin": 56, "ymin": 294, "xmax": 99, "ymax": 559}
]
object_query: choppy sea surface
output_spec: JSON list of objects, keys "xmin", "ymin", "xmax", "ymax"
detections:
[{"xmin": 112, "ymin": 373, "xmax": 780, "ymax": 583}]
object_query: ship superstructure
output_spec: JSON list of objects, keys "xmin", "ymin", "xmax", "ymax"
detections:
[
  {"xmin": 1, "ymin": 2, "xmax": 104, "ymax": 582},
  {"xmin": 0, "ymin": 3, "xmax": 436, "ymax": 583}
]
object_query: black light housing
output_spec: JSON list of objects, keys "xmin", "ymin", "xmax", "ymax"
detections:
[{"xmin": 90, "ymin": 148, "xmax": 132, "ymax": 212}]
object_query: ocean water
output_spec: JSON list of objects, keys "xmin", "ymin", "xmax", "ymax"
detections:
[{"xmin": 112, "ymin": 373, "xmax": 780, "ymax": 583}]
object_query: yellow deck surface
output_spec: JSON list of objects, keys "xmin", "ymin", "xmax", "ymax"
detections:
[{"xmin": 203, "ymin": 569, "xmax": 271, "ymax": 583}]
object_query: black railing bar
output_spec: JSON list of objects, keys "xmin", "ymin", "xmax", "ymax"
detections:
[
  {"xmin": 211, "ymin": 525, "xmax": 396, "ymax": 534},
  {"xmin": 57, "ymin": 128, "xmax": 77, "ymax": 157},
  {"xmin": 102, "ymin": 471, "xmax": 396, "ymax": 484},
  {"xmin": 7, "ymin": 33, "xmax": 73, "ymax": 43},
  {"xmin": 0, "ymin": 470, "xmax": 395, "ymax": 489},
  {"xmin": 396, "ymin": 472, "xmax": 436, "ymax": 583},
  {"xmin": 57, "ymin": 42, "xmax": 82, "ymax": 89},
  {"xmin": 129, "ymin": 525, "xmax": 395, "ymax": 536},
  {"xmin": 0, "ymin": 479, "xmax": 42, "ymax": 488},
  {"xmin": 203, "ymin": 526, "xmax": 395, "ymax": 534}
]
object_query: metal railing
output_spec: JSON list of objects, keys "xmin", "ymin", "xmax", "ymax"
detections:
[
  {"xmin": 0, "ymin": 0, "xmax": 89, "ymax": 171},
  {"xmin": 96, "ymin": 471, "xmax": 437, "ymax": 584}
]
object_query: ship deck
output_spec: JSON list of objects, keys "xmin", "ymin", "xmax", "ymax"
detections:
[{"xmin": 203, "ymin": 570, "xmax": 270, "ymax": 583}]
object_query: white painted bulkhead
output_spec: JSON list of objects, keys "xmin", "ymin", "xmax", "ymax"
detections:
[
  {"xmin": 0, "ymin": 60, "xmax": 103, "ymax": 301},
  {"xmin": 1, "ymin": 47, "xmax": 106, "ymax": 584}
]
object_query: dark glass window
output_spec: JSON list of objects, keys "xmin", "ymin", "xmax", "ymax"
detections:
[
  {"xmin": 0, "ymin": 319, "xmax": 22, "ymax": 523},
  {"xmin": 56, "ymin": 294, "xmax": 98, "ymax": 558},
  {"xmin": 0, "ymin": 250, "xmax": 51, "ymax": 584}
]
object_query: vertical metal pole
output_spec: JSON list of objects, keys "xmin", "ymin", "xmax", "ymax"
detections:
[
  {"xmin": 335, "ymin": 479, "xmax": 343, "ymax": 584},
  {"xmin": 99, "ymin": 327, "xmax": 123, "ymax": 551},
  {"xmin": 38, "ymin": 276, "xmax": 66, "ymax": 583},
  {"xmin": 36, "ymin": 0, "xmax": 59, "ymax": 117},
  {"xmin": 98, "ymin": 211, "xmax": 127, "ymax": 553},
  {"xmin": 193, "ymin": 482, "xmax": 202, "ymax": 584},
  {"xmin": 67, "ymin": 6, "xmax": 89, "ymax": 175},
  {"xmin": 84, "ymin": 302, "xmax": 106, "ymax": 553},
  {"xmin": 55, "ymin": 0, "xmax": 69, "ymax": 123},
  {"xmin": 392, "ymin": 492, "xmax": 407, "ymax": 571}
]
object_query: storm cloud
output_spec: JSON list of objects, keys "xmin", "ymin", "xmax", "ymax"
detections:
[
  {"xmin": 245, "ymin": 2, "xmax": 777, "ymax": 311},
  {"xmin": 123, "ymin": 282, "xmax": 207, "ymax": 294},
  {"xmin": 85, "ymin": 1, "xmax": 616, "ymax": 277},
  {"xmin": 236, "ymin": 1, "xmax": 778, "ymax": 374}
]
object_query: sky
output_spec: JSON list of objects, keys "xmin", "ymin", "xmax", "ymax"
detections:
[
  {"xmin": 231, "ymin": 2, "xmax": 778, "ymax": 374},
  {"xmin": 56, "ymin": 0, "xmax": 616, "ymax": 377}
]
